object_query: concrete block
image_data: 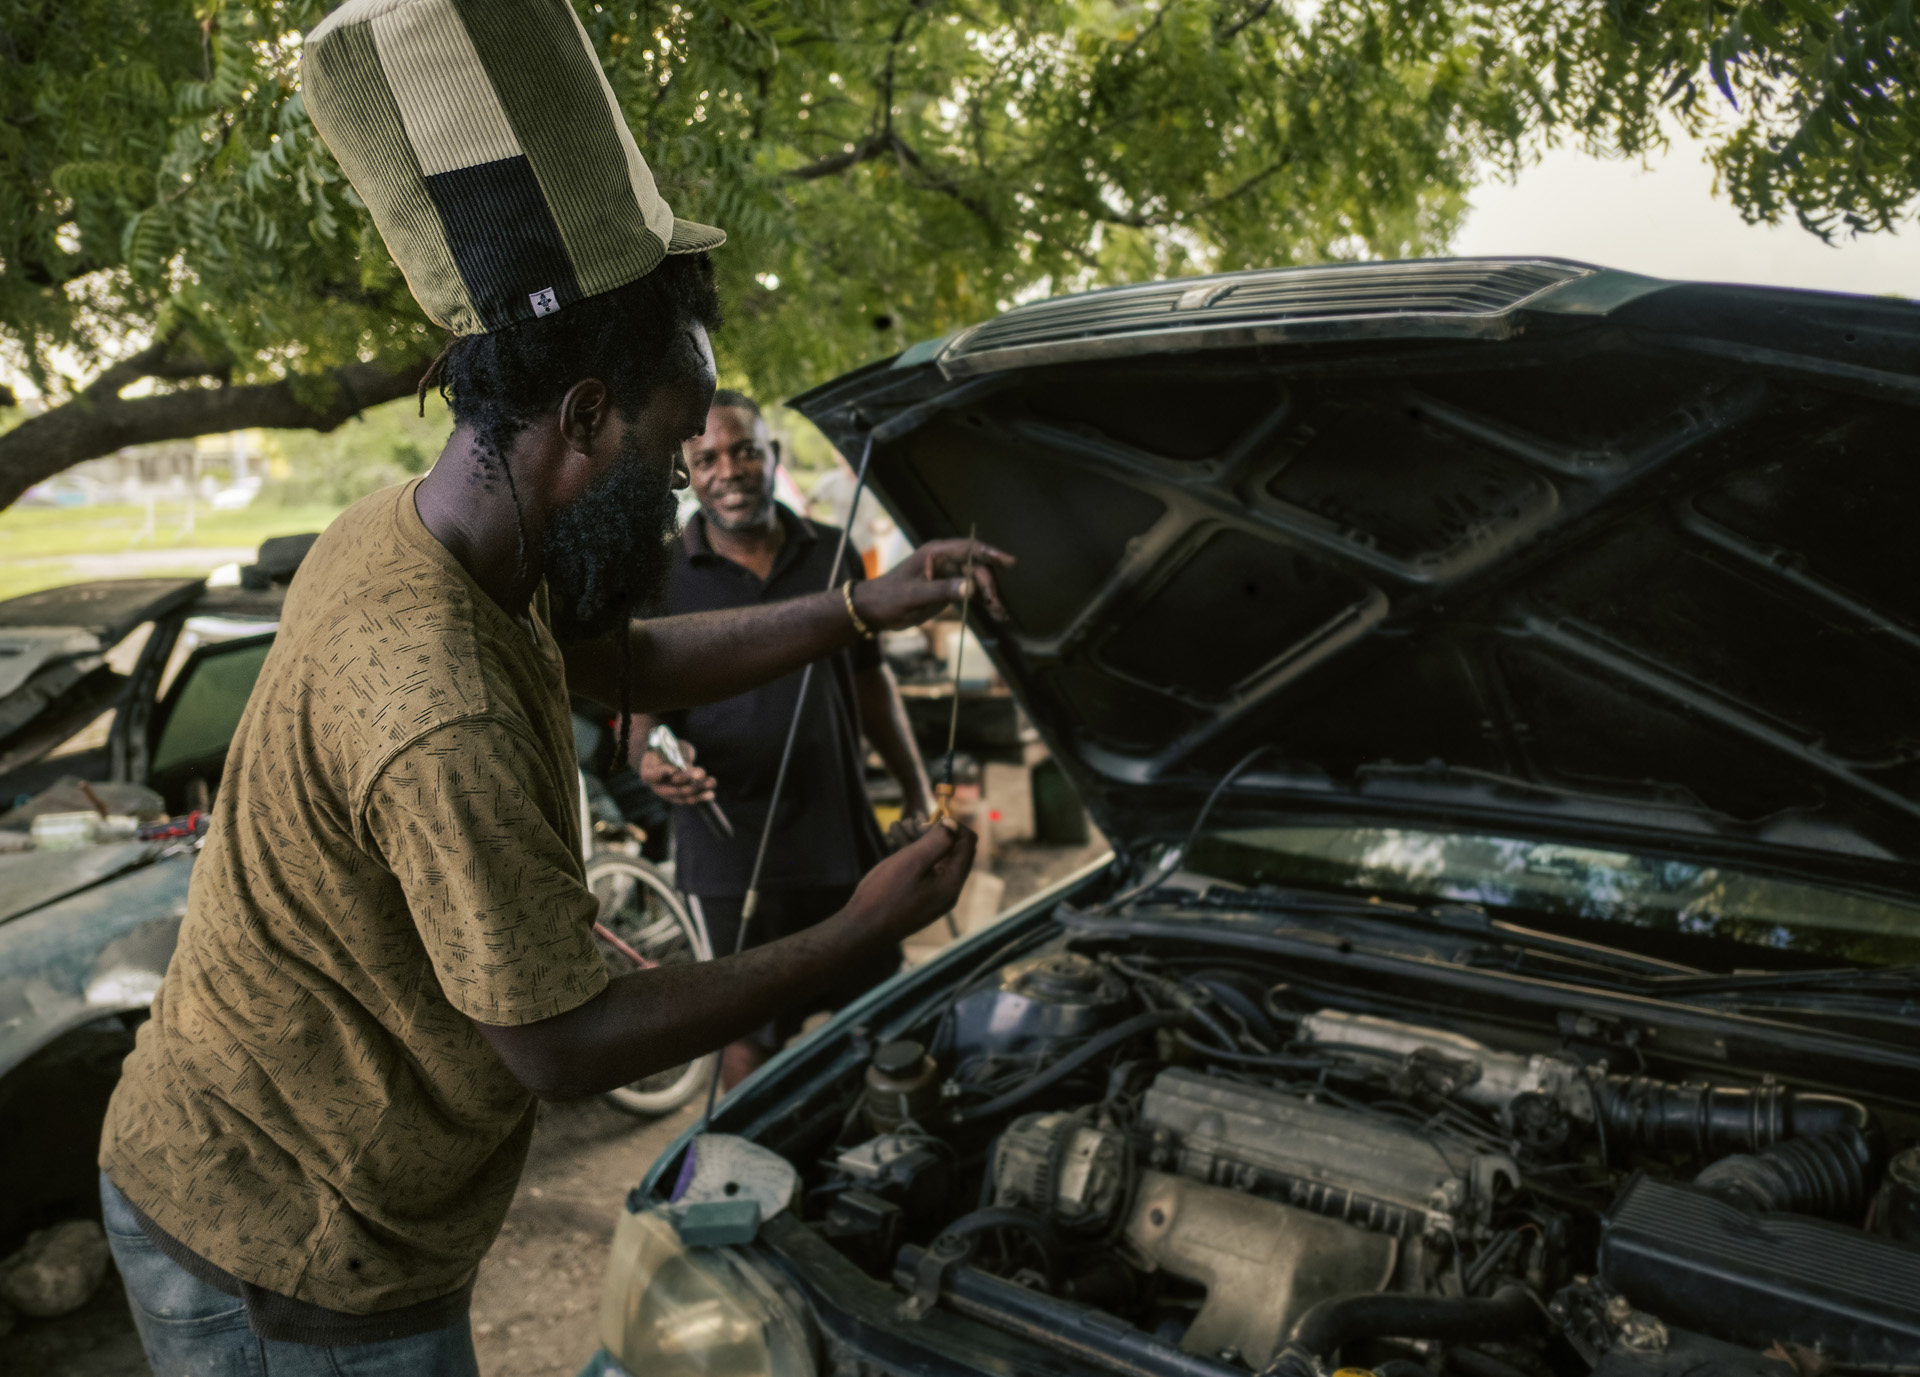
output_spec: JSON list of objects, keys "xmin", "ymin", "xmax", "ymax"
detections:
[
  {"xmin": 982, "ymin": 763, "xmax": 1034, "ymax": 844},
  {"xmin": 954, "ymin": 868, "xmax": 1007, "ymax": 935},
  {"xmin": 0, "ymin": 1220, "xmax": 109, "ymax": 1319}
]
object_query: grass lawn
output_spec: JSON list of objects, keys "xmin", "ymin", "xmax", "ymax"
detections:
[{"xmin": 0, "ymin": 502, "xmax": 349, "ymax": 602}]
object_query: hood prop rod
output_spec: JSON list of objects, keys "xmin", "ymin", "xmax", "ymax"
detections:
[
  {"xmin": 700, "ymin": 431, "xmax": 876, "ymax": 1129},
  {"xmin": 929, "ymin": 522, "xmax": 977, "ymax": 826}
]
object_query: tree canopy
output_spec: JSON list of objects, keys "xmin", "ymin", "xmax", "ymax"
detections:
[{"xmin": 1, "ymin": 0, "xmax": 1913, "ymax": 507}]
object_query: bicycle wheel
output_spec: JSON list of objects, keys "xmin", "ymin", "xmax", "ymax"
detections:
[{"xmin": 586, "ymin": 851, "xmax": 719, "ymax": 1116}]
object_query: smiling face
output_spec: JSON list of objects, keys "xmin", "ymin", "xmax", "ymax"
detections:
[
  {"xmin": 684, "ymin": 403, "xmax": 777, "ymax": 534},
  {"xmin": 542, "ymin": 325, "xmax": 716, "ymax": 640}
]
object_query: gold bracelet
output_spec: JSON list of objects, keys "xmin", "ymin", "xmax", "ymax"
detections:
[{"xmin": 842, "ymin": 579, "xmax": 875, "ymax": 638}]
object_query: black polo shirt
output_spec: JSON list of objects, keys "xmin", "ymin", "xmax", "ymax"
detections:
[{"xmin": 660, "ymin": 506, "xmax": 886, "ymax": 897}]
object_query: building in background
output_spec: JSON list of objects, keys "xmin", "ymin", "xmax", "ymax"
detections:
[
  {"xmin": 808, "ymin": 452, "xmax": 911, "ymax": 576},
  {"xmin": 21, "ymin": 431, "xmax": 264, "ymax": 511}
]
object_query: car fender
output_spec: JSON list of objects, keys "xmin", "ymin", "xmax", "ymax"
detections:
[{"xmin": 0, "ymin": 852, "xmax": 193, "ymax": 1083}]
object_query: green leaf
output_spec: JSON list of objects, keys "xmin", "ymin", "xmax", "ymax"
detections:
[{"xmin": 6, "ymin": 0, "xmax": 1918, "ymax": 453}]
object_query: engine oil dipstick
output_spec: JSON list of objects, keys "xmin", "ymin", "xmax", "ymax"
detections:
[{"xmin": 930, "ymin": 523, "xmax": 978, "ymax": 826}]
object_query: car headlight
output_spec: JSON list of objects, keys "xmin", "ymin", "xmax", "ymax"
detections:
[{"xmin": 599, "ymin": 1207, "xmax": 815, "ymax": 1377}]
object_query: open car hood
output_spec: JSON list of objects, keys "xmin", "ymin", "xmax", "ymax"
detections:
[{"xmin": 792, "ymin": 258, "xmax": 1920, "ymax": 892}]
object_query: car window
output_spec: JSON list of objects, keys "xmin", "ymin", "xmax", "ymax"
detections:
[
  {"xmin": 149, "ymin": 637, "xmax": 273, "ymax": 776},
  {"xmin": 156, "ymin": 616, "xmax": 281, "ymax": 698},
  {"xmin": 1190, "ymin": 825, "xmax": 1920, "ymax": 966}
]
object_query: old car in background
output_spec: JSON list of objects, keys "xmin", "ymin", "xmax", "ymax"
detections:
[
  {"xmin": 0, "ymin": 537, "xmax": 719, "ymax": 1258},
  {"xmin": 584, "ymin": 258, "xmax": 1920, "ymax": 1377},
  {"xmin": 0, "ymin": 562, "xmax": 289, "ymax": 1246}
]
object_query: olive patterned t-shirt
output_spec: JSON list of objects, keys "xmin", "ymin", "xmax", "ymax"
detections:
[{"xmin": 100, "ymin": 479, "xmax": 609, "ymax": 1314}]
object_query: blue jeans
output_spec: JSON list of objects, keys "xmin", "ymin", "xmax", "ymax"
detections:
[{"xmin": 101, "ymin": 1175, "xmax": 480, "ymax": 1377}]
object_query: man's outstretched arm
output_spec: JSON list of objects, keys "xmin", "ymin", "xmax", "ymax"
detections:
[
  {"xmin": 474, "ymin": 819, "xmax": 976, "ymax": 1100},
  {"xmin": 563, "ymin": 537, "xmax": 1012, "ymax": 715}
]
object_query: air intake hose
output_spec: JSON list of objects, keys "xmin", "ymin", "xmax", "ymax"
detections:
[
  {"xmin": 1261, "ymin": 1286, "xmax": 1541, "ymax": 1377},
  {"xmin": 1592, "ymin": 1075, "xmax": 1871, "ymax": 1159},
  {"xmin": 953, "ymin": 1010, "xmax": 1186, "ymax": 1124},
  {"xmin": 1694, "ymin": 1131, "xmax": 1877, "ymax": 1218}
]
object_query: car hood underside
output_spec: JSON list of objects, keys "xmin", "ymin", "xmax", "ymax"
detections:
[{"xmin": 793, "ymin": 258, "xmax": 1920, "ymax": 889}]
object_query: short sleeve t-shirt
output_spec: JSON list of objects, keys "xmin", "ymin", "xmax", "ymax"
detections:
[{"xmin": 100, "ymin": 479, "xmax": 608, "ymax": 1314}]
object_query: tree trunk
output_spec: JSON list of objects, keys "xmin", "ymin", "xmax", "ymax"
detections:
[{"xmin": 0, "ymin": 359, "xmax": 431, "ymax": 511}]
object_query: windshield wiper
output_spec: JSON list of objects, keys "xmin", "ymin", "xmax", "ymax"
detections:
[
  {"xmin": 1646, "ymin": 964, "xmax": 1920, "ymax": 996},
  {"xmin": 1146, "ymin": 881, "xmax": 1920, "ymax": 1020},
  {"xmin": 1163, "ymin": 883, "xmax": 1420, "ymax": 920},
  {"xmin": 1159, "ymin": 884, "xmax": 1697, "ymax": 982}
]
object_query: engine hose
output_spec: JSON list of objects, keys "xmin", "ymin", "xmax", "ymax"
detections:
[
  {"xmin": 1462, "ymin": 1230, "xmax": 1526, "ymax": 1295},
  {"xmin": 929, "ymin": 1207, "xmax": 1065, "ymax": 1295},
  {"xmin": 1448, "ymin": 1346, "xmax": 1537, "ymax": 1377},
  {"xmin": 1592, "ymin": 1074, "xmax": 1871, "ymax": 1159},
  {"xmin": 1374, "ymin": 1362, "xmax": 1436, "ymax": 1377},
  {"xmin": 1695, "ymin": 1130, "xmax": 1878, "ymax": 1218},
  {"xmin": 953, "ymin": 1010, "xmax": 1186, "ymax": 1124},
  {"xmin": 1262, "ymin": 1286, "xmax": 1542, "ymax": 1377},
  {"xmin": 1182, "ymin": 999, "xmax": 1244, "ymax": 1057},
  {"xmin": 1171, "ymin": 1029, "xmax": 1331, "ymax": 1071}
]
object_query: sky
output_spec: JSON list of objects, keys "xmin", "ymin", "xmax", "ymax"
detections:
[{"xmin": 1453, "ymin": 136, "xmax": 1916, "ymax": 300}]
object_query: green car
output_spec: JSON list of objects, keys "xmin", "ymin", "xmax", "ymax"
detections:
[
  {"xmin": 585, "ymin": 258, "xmax": 1920, "ymax": 1377},
  {"xmin": 0, "ymin": 565, "xmax": 288, "ymax": 1245},
  {"xmin": 0, "ymin": 539, "xmax": 716, "ymax": 1253}
]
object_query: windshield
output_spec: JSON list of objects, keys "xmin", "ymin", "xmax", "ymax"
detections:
[{"xmin": 1187, "ymin": 826, "xmax": 1920, "ymax": 967}]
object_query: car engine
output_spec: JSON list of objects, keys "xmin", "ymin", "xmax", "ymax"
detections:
[{"xmin": 782, "ymin": 939, "xmax": 1920, "ymax": 1377}]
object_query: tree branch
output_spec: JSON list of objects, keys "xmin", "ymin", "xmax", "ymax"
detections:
[
  {"xmin": 1218, "ymin": 0, "xmax": 1276, "ymax": 42},
  {"xmin": 783, "ymin": 125, "xmax": 993, "ymax": 225},
  {"xmin": 1092, "ymin": 155, "xmax": 1294, "ymax": 230},
  {"xmin": 786, "ymin": 4, "xmax": 937, "ymax": 186},
  {"xmin": 1116, "ymin": 7, "xmax": 1169, "ymax": 66},
  {"xmin": 886, "ymin": 130, "xmax": 995, "ymax": 225},
  {"xmin": 18, "ymin": 247, "xmax": 105, "ymax": 289},
  {"xmin": 0, "ymin": 356, "xmax": 430, "ymax": 511},
  {"xmin": 783, "ymin": 132, "xmax": 891, "ymax": 181},
  {"xmin": 876, "ymin": 1, "xmax": 927, "ymax": 137},
  {"xmin": 1200, "ymin": 155, "xmax": 1295, "ymax": 211},
  {"xmin": 86, "ymin": 335, "xmax": 230, "ymax": 396}
]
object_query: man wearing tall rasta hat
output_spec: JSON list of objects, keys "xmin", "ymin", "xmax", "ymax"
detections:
[{"xmin": 95, "ymin": 2, "xmax": 1012, "ymax": 1371}]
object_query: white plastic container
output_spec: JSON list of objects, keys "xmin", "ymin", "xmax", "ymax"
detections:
[
  {"xmin": 30, "ymin": 811, "xmax": 101, "ymax": 850},
  {"xmin": 27, "ymin": 812, "xmax": 140, "ymax": 849}
]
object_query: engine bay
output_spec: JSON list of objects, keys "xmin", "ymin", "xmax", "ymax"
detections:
[{"xmin": 763, "ymin": 909, "xmax": 1920, "ymax": 1377}]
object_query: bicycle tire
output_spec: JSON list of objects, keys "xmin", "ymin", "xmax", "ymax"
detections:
[{"xmin": 585, "ymin": 851, "xmax": 718, "ymax": 1116}]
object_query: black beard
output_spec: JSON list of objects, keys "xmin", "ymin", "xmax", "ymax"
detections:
[{"xmin": 543, "ymin": 432, "xmax": 680, "ymax": 644}]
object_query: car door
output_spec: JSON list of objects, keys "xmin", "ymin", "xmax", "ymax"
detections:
[{"xmin": 144, "ymin": 632, "xmax": 275, "ymax": 813}]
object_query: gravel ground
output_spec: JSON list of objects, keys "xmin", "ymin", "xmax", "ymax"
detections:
[
  {"xmin": 0, "ymin": 835, "xmax": 1109, "ymax": 1375},
  {"xmin": 0, "ymin": 1098, "xmax": 697, "ymax": 1377},
  {"xmin": 469, "ymin": 1098, "xmax": 703, "ymax": 1376}
]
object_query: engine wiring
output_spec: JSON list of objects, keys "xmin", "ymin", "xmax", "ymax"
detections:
[{"xmin": 784, "ymin": 919, "xmax": 1918, "ymax": 1377}]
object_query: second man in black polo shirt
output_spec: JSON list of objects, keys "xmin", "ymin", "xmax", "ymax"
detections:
[{"xmin": 630, "ymin": 390, "xmax": 935, "ymax": 1088}]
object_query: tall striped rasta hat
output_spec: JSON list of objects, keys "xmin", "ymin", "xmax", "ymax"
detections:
[{"xmin": 301, "ymin": 0, "xmax": 725, "ymax": 336}]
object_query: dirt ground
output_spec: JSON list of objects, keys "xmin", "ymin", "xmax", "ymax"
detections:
[
  {"xmin": 0, "ymin": 1097, "xmax": 698, "ymax": 1377},
  {"xmin": 0, "ymin": 835, "xmax": 1108, "ymax": 1376}
]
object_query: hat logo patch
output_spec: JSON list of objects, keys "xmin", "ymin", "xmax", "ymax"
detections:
[{"xmin": 529, "ymin": 287, "xmax": 560, "ymax": 317}]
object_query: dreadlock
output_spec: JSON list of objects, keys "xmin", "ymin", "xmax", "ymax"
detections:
[
  {"xmin": 422, "ymin": 252, "xmax": 721, "ymax": 472},
  {"xmin": 420, "ymin": 251, "xmax": 723, "ymax": 765}
]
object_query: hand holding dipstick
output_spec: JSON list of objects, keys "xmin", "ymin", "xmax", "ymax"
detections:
[{"xmin": 702, "ymin": 477, "xmax": 1012, "ymax": 1125}]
